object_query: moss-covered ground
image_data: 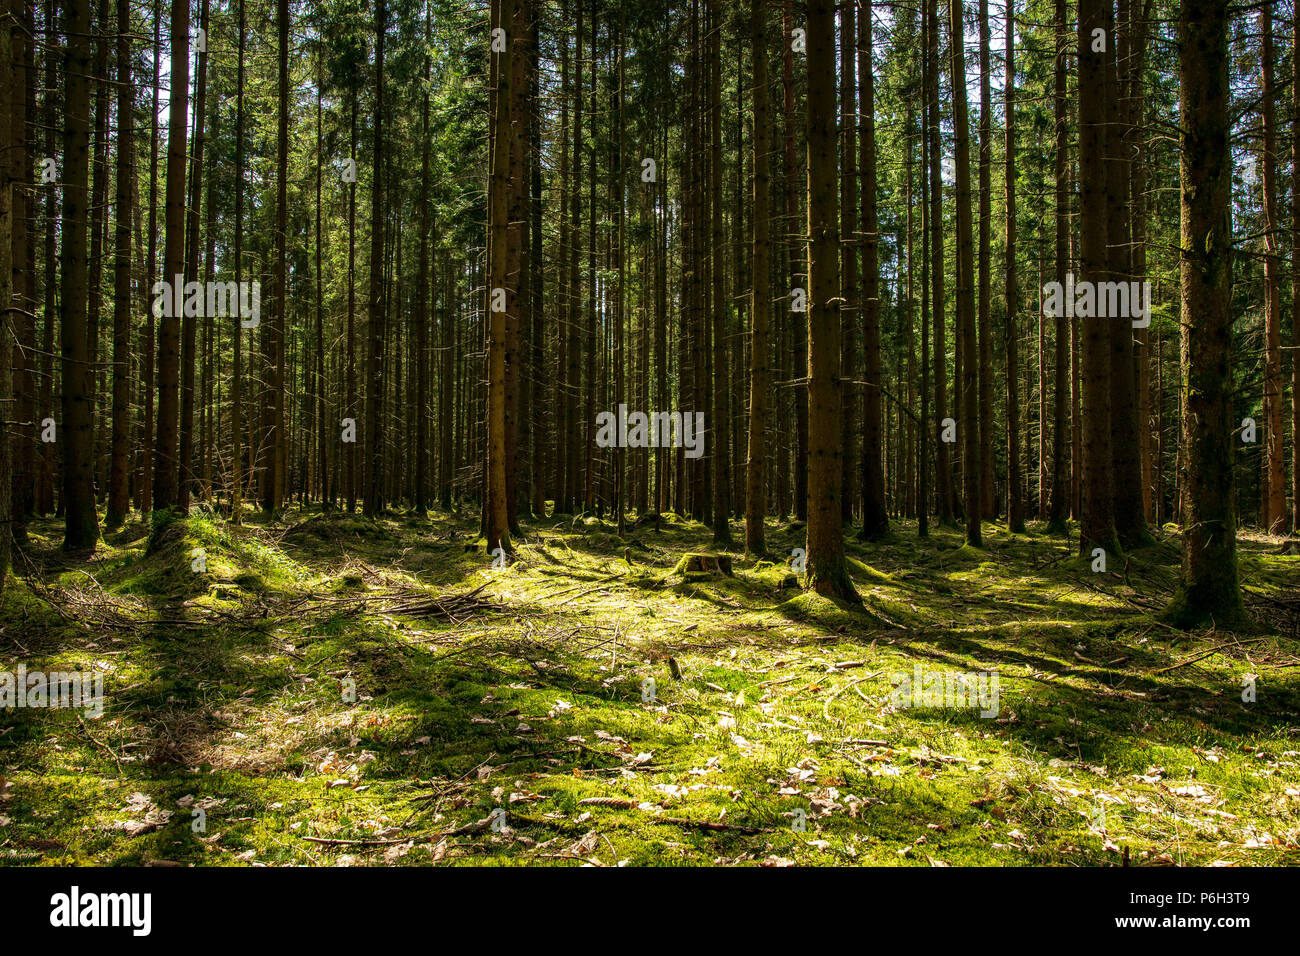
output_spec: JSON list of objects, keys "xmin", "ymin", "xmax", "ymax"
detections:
[{"xmin": 2, "ymin": 507, "xmax": 1297, "ymax": 867}]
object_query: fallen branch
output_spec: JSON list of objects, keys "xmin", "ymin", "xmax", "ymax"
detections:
[{"xmin": 1151, "ymin": 638, "xmax": 1269, "ymax": 675}]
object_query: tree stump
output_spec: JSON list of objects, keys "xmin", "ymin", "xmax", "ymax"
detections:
[{"xmin": 673, "ymin": 552, "xmax": 733, "ymax": 576}]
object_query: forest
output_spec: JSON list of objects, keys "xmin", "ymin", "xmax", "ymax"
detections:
[{"xmin": 0, "ymin": 0, "xmax": 1297, "ymax": 869}]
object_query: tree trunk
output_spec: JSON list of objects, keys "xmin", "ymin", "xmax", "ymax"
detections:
[
  {"xmin": 1259, "ymin": 0, "xmax": 1285, "ymax": 533},
  {"xmin": 783, "ymin": 0, "xmax": 806, "ymax": 522},
  {"xmin": 365, "ymin": 0, "xmax": 388, "ymax": 517},
  {"xmin": 950, "ymin": 0, "xmax": 981, "ymax": 547},
  {"xmin": 1292, "ymin": 0, "xmax": 1300, "ymax": 534},
  {"xmin": 180, "ymin": 0, "xmax": 209, "ymax": 513},
  {"xmin": 839, "ymin": 0, "xmax": 857, "ymax": 527},
  {"xmin": 415, "ymin": 25, "xmax": 431, "ymax": 515},
  {"xmin": 709, "ymin": 0, "xmax": 730, "ymax": 544},
  {"xmin": 977, "ymin": 0, "xmax": 994, "ymax": 519},
  {"xmin": 61, "ymin": 0, "xmax": 100, "ymax": 547},
  {"xmin": 1045, "ymin": 0, "xmax": 1069, "ymax": 532},
  {"xmin": 859, "ymin": 0, "xmax": 887, "ymax": 540},
  {"xmin": 804, "ymin": 0, "xmax": 858, "ymax": 602},
  {"xmin": 745, "ymin": 0, "xmax": 770, "ymax": 556},
  {"xmin": 105, "ymin": 0, "xmax": 133, "ymax": 529},
  {"xmin": 9, "ymin": 0, "xmax": 32, "ymax": 541},
  {"xmin": 927, "ymin": 0, "xmax": 951, "ymax": 526},
  {"xmin": 1164, "ymin": 0, "xmax": 1244, "ymax": 626},
  {"xmin": 1077, "ymin": 0, "xmax": 1119, "ymax": 558},
  {"xmin": 0, "ymin": 0, "xmax": 14, "ymax": 588},
  {"xmin": 1004, "ymin": 0, "xmax": 1024, "ymax": 532},
  {"xmin": 232, "ymin": 0, "xmax": 244, "ymax": 523},
  {"xmin": 1107, "ymin": 0, "xmax": 1149, "ymax": 547},
  {"xmin": 919, "ymin": 8, "xmax": 931, "ymax": 538},
  {"xmin": 485, "ymin": 0, "xmax": 512, "ymax": 549}
]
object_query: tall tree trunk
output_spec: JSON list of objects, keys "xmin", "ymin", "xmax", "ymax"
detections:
[
  {"xmin": 1108, "ymin": 0, "xmax": 1149, "ymax": 547},
  {"xmin": 264, "ymin": 0, "xmax": 287, "ymax": 515},
  {"xmin": 919, "ymin": 8, "xmax": 931, "ymax": 538},
  {"xmin": 614, "ymin": 10, "xmax": 627, "ymax": 536},
  {"xmin": 709, "ymin": 0, "xmax": 730, "ymax": 544},
  {"xmin": 440, "ymin": 251, "xmax": 454, "ymax": 510},
  {"xmin": 87, "ymin": 0, "xmax": 107, "ymax": 504},
  {"xmin": 37, "ymin": 0, "xmax": 58, "ymax": 518},
  {"xmin": 1165, "ymin": 0, "xmax": 1244, "ymax": 626},
  {"xmin": 950, "ymin": 0, "xmax": 981, "ymax": 547},
  {"xmin": 563, "ymin": 1, "xmax": 582, "ymax": 515},
  {"xmin": 839, "ymin": 0, "xmax": 857, "ymax": 526},
  {"xmin": 180, "ymin": 0, "xmax": 209, "ymax": 513},
  {"xmin": 365, "ymin": 0, "xmax": 388, "ymax": 517},
  {"xmin": 1045, "ymin": 0, "xmax": 1069, "ymax": 532},
  {"xmin": 804, "ymin": 0, "xmax": 858, "ymax": 602},
  {"xmin": 0, "ymin": 0, "xmax": 14, "ymax": 588},
  {"xmin": 503, "ymin": 0, "xmax": 527, "ymax": 532},
  {"xmin": 485, "ymin": 0, "xmax": 512, "ymax": 549},
  {"xmin": 9, "ymin": 0, "xmax": 32, "ymax": 540},
  {"xmin": 314, "ymin": 56, "xmax": 326, "ymax": 507},
  {"xmin": 1077, "ymin": 0, "xmax": 1119, "ymax": 557},
  {"xmin": 105, "ymin": 0, "xmax": 134, "ymax": 528},
  {"xmin": 1259, "ymin": 0, "xmax": 1285, "ymax": 533},
  {"xmin": 1292, "ymin": 0, "xmax": 1300, "ymax": 534},
  {"xmin": 62, "ymin": 0, "xmax": 100, "ymax": 547},
  {"xmin": 415, "ymin": 26, "xmax": 431, "ymax": 515},
  {"xmin": 346, "ymin": 93, "xmax": 357, "ymax": 513},
  {"xmin": 783, "ymin": 0, "xmax": 806, "ymax": 522},
  {"xmin": 977, "ymin": 0, "xmax": 994, "ymax": 519},
  {"xmin": 1005, "ymin": 0, "xmax": 1024, "ymax": 532},
  {"xmin": 745, "ymin": 0, "xmax": 770, "ymax": 556},
  {"xmin": 528, "ymin": 11, "xmax": 545, "ymax": 519},
  {"xmin": 232, "ymin": 0, "xmax": 244, "ymax": 523},
  {"xmin": 859, "ymin": 0, "xmax": 887, "ymax": 540},
  {"xmin": 927, "ymin": 0, "xmax": 951, "ymax": 525},
  {"xmin": 1129, "ymin": 0, "xmax": 1153, "ymax": 524}
]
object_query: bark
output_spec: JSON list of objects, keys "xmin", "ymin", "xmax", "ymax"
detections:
[
  {"xmin": 977, "ymin": 0, "xmax": 994, "ymax": 519},
  {"xmin": 485, "ymin": 0, "xmax": 512, "ymax": 549},
  {"xmin": 1259, "ymin": 1, "xmax": 1285, "ymax": 533},
  {"xmin": 61, "ymin": 0, "xmax": 100, "ymax": 547},
  {"xmin": 839, "ymin": 0, "xmax": 857, "ymax": 526},
  {"xmin": 745, "ymin": 0, "xmax": 770, "ymax": 556},
  {"xmin": 1004, "ymin": 0, "xmax": 1024, "ymax": 532},
  {"xmin": 804, "ymin": 0, "xmax": 859, "ymax": 602},
  {"xmin": 1108, "ymin": 0, "xmax": 1149, "ymax": 547},
  {"xmin": 365, "ymin": 0, "xmax": 388, "ymax": 517},
  {"xmin": 1045, "ymin": 0, "xmax": 1069, "ymax": 532},
  {"xmin": 1292, "ymin": 0, "xmax": 1300, "ymax": 534},
  {"xmin": 927, "ymin": 0, "xmax": 952, "ymax": 525},
  {"xmin": 950, "ymin": 0, "xmax": 981, "ymax": 547},
  {"xmin": 709, "ymin": 0, "xmax": 731, "ymax": 543},
  {"xmin": 0, "ymin": 0, "xmax": 14, "ymax": 587},
  {"xmin": 1077, "ymin": 0, "xmax": 1119, "ymax": 558},
  {"xmin": 1165, "ymin": 0, "xmax": 1245, "ymax": 626},
  {"xmin": 181, "ymin": 0, "xmax": 209, "ymax": 513},
  {"xmin": 9, "ymin": 0, "xmax": 31, "ymax": 539},
  {"xmin": 859, "ymin": 0, "xmax": 887, "ymax": 540},
  {"xmin": 105, "ymin": 0, "xmax": 133, "ymax": 528},
  {"xmin": 232, "ymin": 0, "xmax": 244, "ymax": 522}
]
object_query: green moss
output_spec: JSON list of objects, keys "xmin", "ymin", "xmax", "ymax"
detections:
[{"xmin": 2, "ymin": 509, "xmax": 1296, "ymax": 866}]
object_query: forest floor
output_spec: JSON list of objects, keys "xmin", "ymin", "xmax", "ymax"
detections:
[{"xmin": 2, "ymin": 505, "xmax": 1299, "ymax": 866}]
